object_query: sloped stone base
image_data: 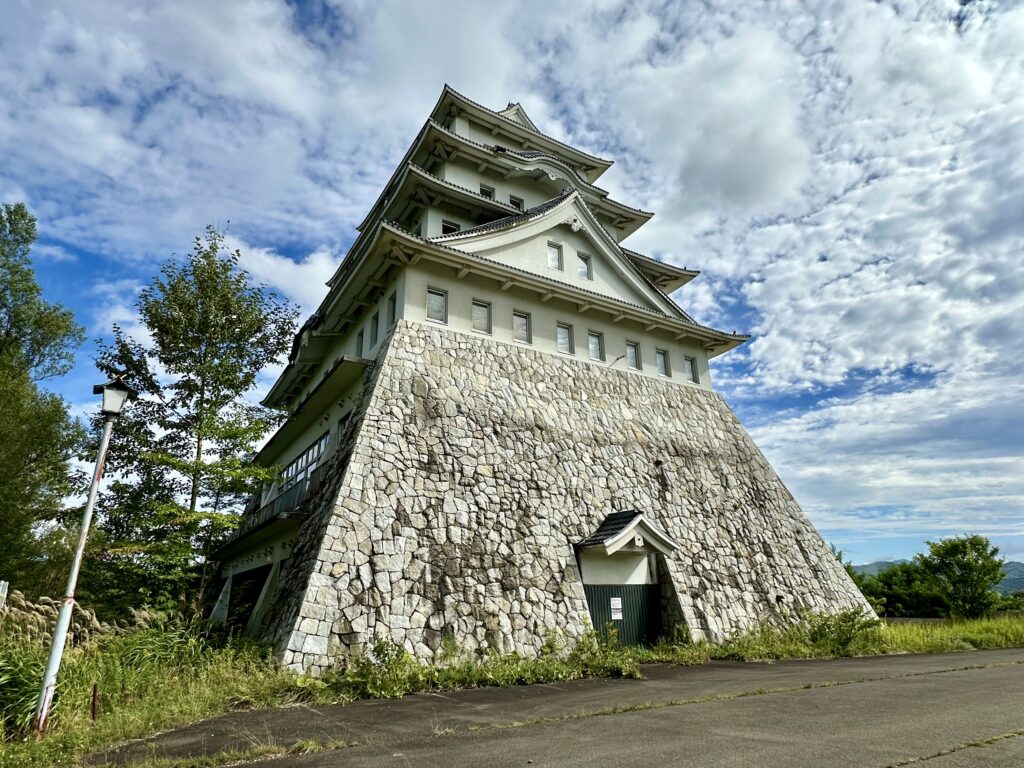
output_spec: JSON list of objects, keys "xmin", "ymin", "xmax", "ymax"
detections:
[{"xmin": 265, "ymin": 321, "xmax": 870, "ymax": 674}]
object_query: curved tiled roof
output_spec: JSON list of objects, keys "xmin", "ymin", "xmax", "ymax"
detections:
[
  {"xmin": 421, "ymin": 120, "xmax": 653, "ymax": 224},
  {"xmin": 579, "ymin": 510, "xmax": 642, "ymax": 547},
  {"xmin": 432, "ymin": 190, "xmax": 575, "ymax": 240},
  {"xmin": 621, "ymin": 247, "xmax": 699, "ymax": 278},
  {"xmin": 438, "ymin": 85, "xmax": 612, "ymax": 168}
]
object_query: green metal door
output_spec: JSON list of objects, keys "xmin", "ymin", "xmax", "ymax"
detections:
[{"xmin": 584, "ymin": 584, "xmax": 660, "ymax": 646}]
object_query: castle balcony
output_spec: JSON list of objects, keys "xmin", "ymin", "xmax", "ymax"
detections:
[{"xmin": 213, "ymin": 463, "xmax": 327, "ymax": 561}]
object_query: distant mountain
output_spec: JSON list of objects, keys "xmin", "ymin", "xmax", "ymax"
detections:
[
  {"xmin": 851, "ymin": 560, "xmax": 909, "ymax": 577},
  {"xmin": 999, "ymin": 561, "xmax": 1024, "ymax": 596},
  {"xmin": 852, "ymin": 559, "xmax": 1024, "ymax": 595}
]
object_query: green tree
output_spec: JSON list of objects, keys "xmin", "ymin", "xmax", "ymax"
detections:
[
  {"xmin": 859, "ymin": 561, "xmax": 948, "ymax": 618},
  {"xmin": 0, "ymin": 203, "xmax": 84, "ymax": 597},
  {"xmin": 915, "ymin": 535, "xmax": 1004, "ymax": 619},
  {"xmin": 1, "ymin": 202, "xmax": 84, "ymax": 379},
  {"xmin": 87, "ymin": 227, "xmax": 298, "ymax": 615},
  {"xmin": 996, "ymin": 590, "xmax": 1024, "ymax": 613}
]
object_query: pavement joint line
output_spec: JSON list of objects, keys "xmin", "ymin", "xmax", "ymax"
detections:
[
  {"xmin": 427, "ymin": 659, "xmax": 1024, "ymax": 739},
  {"xmin": 879, "ymin": 728, "xmax": 1024, "ymax": 766}
]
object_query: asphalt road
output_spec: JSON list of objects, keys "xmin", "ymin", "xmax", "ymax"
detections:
[{"xmin": 94, "ymin": 649, "xmax": 1024, "ymax": 767}]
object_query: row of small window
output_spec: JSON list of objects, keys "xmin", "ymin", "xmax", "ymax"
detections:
[
  {"xmin": 354, "ymin": 293, "xmax": 398, "ymax": 357},
  {"xmin": 478, "ymin": 184, "xmax": 524, "ymax": 211},
  {"xmin": 426, "ymin": 287, "xmax": 699, "ymax": 382},
  {"xmin": 547, "ymin": 242, "xmax": 592, "ymax": 279}
]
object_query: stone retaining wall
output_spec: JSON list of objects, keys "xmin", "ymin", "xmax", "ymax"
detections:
[{"xmin": 269, "ymin": 321, "xmax": 870, "ymax": 674}]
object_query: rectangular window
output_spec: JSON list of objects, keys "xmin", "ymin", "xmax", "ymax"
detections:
[
  {"xmin": 656, "ymin": 349, "xmax": 671, "ymax": 377},
  {"xmin": 471, "ymin": 299, "xmax": 492, "ymax": 334},
  {"xmin": 577, "ymin": 253, "xmax": 593, "ymax": 280},
  {"xmin": 547, "ymin": 242, "xmax": 563, "ymax": 271},
  {"xmin": 509, "ymin": 195, "xmax": 524, "ymax": 211},
  {"xmin": 479, "ymin": 184, "xmax": 495, "ymax": 199},
  {"xmin": 387, "ymin": 293, "xmax": 397, "ymax": 326},
  {"xmin": 556, "ymin": 323, "xmax": 574, "ymax": 354},
  {"xmin": 441, "ymin": 219, "xmax": 460, "ymax": 235},
  {"xmin": 426, "ymin": 288, "xmax": 447, "ymax": 323},
  {"xmin": 282, "ymin": 432, "xmax": 329, "ymax": 490},
  {"xmin": 625, "ymin": 341, "xmax": 641, "ymax": 370},
  {"xmin": 370, "ymin": 311, "xmax": 379, "ymax": 346},
  {"xmin": 587, "ymin": 331, "xmax": 605, "ymax": 361},
  {"xmin": 356, "ymin": 330, "xmax": 364, "ymax": 357},
  {"xmin": 684, "ymin": 356, "xmax": 699, "ymax": 383},
  {"xmin": 512, "ymin": 310, "xmax": 531, "ymax": 343}
]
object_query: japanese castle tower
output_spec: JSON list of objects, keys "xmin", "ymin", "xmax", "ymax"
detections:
[{"xmin": 213, "ymin": 86, "xmax": 869, "ymax": 674}]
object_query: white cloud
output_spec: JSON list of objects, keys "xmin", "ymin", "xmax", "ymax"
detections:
[
  {"xmin": 3, "ymin": 0, "xmax": 1022, "ymax": 561},
  {"xmin": 32, "ymin": 244, "xmax": 77, "ymax": 263},
  {"xmin": 225, "ymin": 236, "xmax": 337, "ymax": 315}
]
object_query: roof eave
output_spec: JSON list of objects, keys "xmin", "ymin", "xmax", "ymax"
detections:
[{"xmin": 383, "ymin": 222, "xmax": 748, "ymax": 354}]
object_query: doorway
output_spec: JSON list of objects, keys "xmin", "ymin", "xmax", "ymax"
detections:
[{"xmin": 577, "ymin": 510, "xmax": 679, "ymax": 646}]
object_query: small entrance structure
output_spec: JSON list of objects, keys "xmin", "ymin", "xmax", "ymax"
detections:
[{"xmin": 577, "ymin": 510, "xmax": 679, "ymax": 646}]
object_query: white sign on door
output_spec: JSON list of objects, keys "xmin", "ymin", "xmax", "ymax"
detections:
[{"xmin": 610, "ymin": 596, "xmax": 623, "ymax": 620}]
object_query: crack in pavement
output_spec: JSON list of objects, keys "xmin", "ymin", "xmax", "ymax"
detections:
[{"xmin": 881, "ymin": 728, "xmax": 1024, "ymax": 767}]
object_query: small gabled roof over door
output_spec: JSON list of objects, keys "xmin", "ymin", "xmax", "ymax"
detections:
[{"xmin": 579, "ymin": 510, "xmax": 680, "ymax": 556}]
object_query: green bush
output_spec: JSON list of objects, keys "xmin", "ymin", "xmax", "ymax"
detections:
[
  {"xmin": 805, "ymin": 610, "xmax": 882, "ymax": 656},
  {"xmin": 324, "ymin": 633, "xmax": 639, "ymax": 702}
]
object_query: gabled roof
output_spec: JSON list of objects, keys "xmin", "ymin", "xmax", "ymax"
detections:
[
  {"xmin": 579, "ymin": 510, "xmax": 680, "ymax": 555},
  {"xmin": 430, "ymin": 85, "xmax": 613, "ymax": 183},
  {"xmin": 431, "ymin": 190, "xmax": 680, "ymax": 318},
  {"xmin": 498, "ymin": 101, "xmax": 539, "ymax": 132}
]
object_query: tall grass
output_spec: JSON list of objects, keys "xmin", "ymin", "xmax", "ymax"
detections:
[
  {"xmin": 0, "ymin": 620, "xmax": 301, "ymax": 768},
  {"xmin": 878, "ymin": 616, "xmax": 1024, "ymax": 654},
  {"xmin": 2, "ymin": 613, "xmax": 1023, "ymax": 768}
]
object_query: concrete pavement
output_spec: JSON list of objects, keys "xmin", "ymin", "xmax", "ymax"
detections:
[{"xmin": 92, "ymin": 649, "xmax": 1024, "ymax": 767}]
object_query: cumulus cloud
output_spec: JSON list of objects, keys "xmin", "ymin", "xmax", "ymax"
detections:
[
  {"xmin": 225, "ymin": 235, "xmax": 337, "ymax": 315},
  {"xmin": 3, "ymin": 0, "xmax": 1022, "ymax": 561}
]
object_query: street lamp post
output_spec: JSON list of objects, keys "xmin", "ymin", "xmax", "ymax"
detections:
[{"xmin": 33, "ymin": 376, "xmax": 136, "ymax": 735}]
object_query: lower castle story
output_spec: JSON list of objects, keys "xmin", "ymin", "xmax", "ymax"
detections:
[{"xmin": 213, "ymin": 320, "xmax": 870, "ymax": 675}]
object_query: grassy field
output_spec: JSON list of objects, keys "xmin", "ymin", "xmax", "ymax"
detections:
[{"xmin": 3, "ymin": 612, "xmax": 1024, "ymax": 768}]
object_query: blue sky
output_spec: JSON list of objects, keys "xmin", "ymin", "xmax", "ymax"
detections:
[{"xmin": 2, "ymin": 0, "xmax": 1022, "ymax": 564}]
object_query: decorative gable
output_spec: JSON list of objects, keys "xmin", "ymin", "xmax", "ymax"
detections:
[
  {"xmin": 497, "ymin": 102, "xmax": 540, "ymax": 132},
  {"xmin": 431, "ymin": 192, "xmax": 679, "ymax": 315}
]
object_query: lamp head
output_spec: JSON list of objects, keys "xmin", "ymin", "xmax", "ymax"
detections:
[{"xmin": 93, "ymin": 376, "xmax": 137, "ymax": 417}]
